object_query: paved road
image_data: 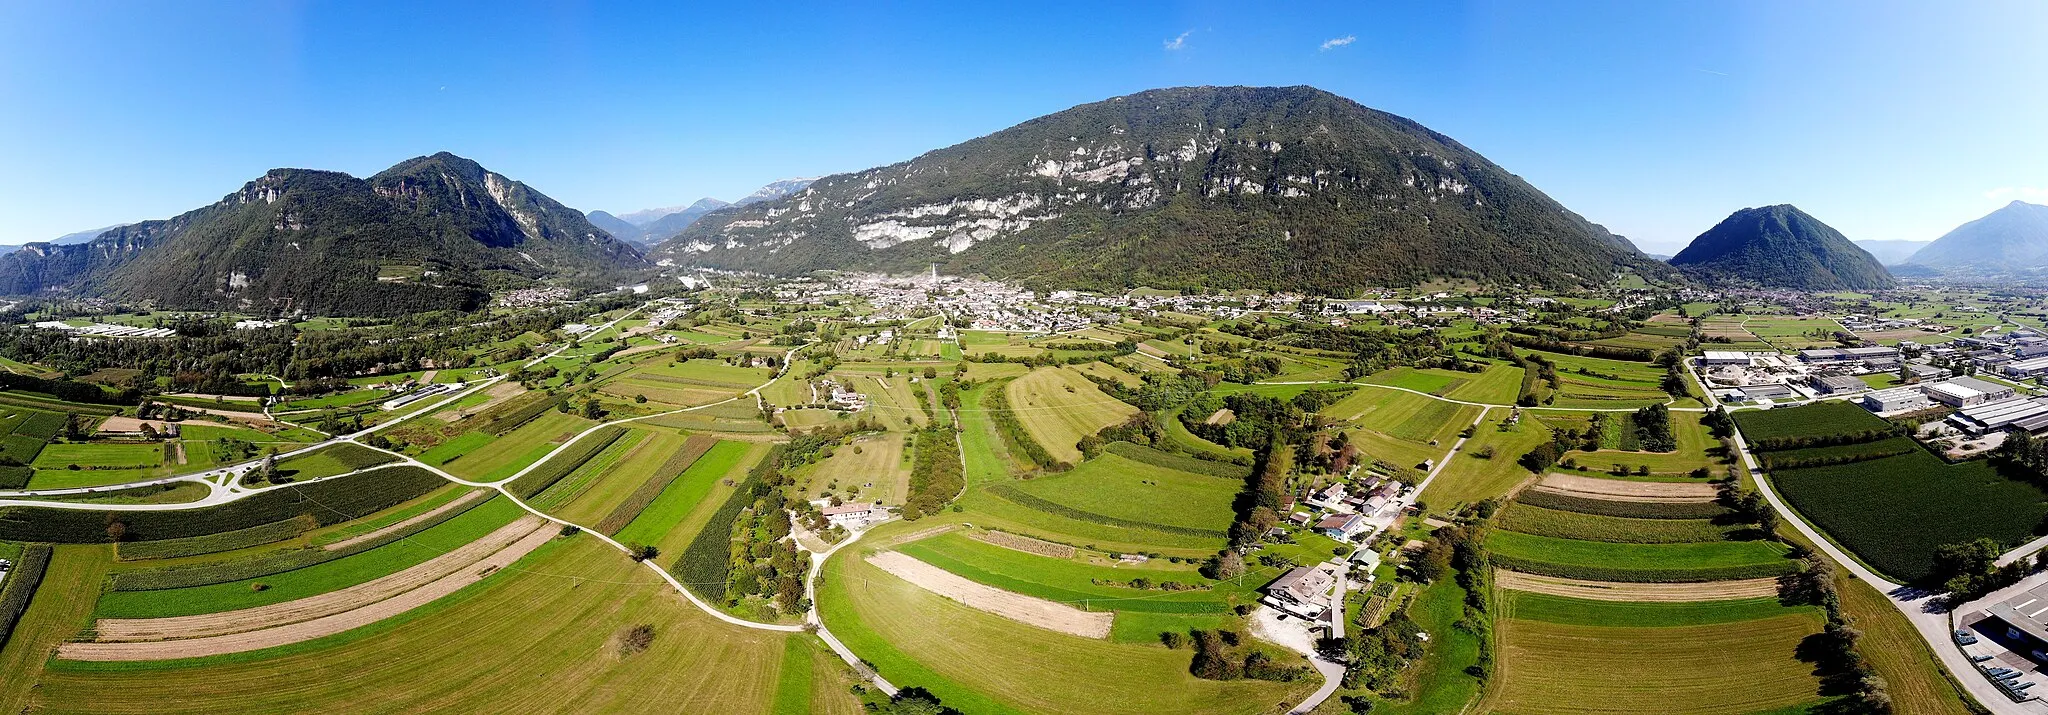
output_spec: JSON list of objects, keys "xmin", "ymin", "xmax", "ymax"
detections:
[{"xmin": 803, "ymin": 518, "xmax": 899, "ymax": 697}]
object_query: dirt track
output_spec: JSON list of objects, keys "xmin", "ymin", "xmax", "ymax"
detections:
[
  {"xmin": 322, "ymin": 490, "xmax": 489, "ymax": 552},
  {"xmin": 867, "ymin": 551, "xmax": 1111, "ymax": 639},
  {"xmin": 1499, "ymin": 570, "xmax": 1781, "ymax": 602},
  {"xmin": 1531, "ymin": 473, "xmax": 1718, "ymax": 503},
  {"xmin": 92, "ymin": 516, "xmax": 544, "ymax": 643}
]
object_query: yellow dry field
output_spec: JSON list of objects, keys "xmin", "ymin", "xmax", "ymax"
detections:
[
  {"xmin": 1492, "ymin": 614, "xmax": 1826, "ymax": 714},
  {"xmin": 1003, "ymin": 367, "xmax": 1138, "ymax": 464},
  {"xmin": 802, "ymin": 431, "xmax": 911, "ymax": 505}
]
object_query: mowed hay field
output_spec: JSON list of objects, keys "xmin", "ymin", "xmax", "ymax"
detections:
[
  {"xmin": 30, "ymin": 537, "xmax": 850, "ymax": 714},
  {"xmin": 800, "ymin": 432, "xmax": 912, "ymax": 505},
  {"xmin": 818, "ymin": 533, "xmax": 1312, "ymax": 715},
  {"xmin": 1490, "ymin": 604, "xmax": 1827, "ymax": 714},
  {"xmin": 967, "ymin": 451, "xmax": 1237, "ymax": 555},
  {"xmin": 1003, "ymin": 368, "xmax": 1138, "ymax": 464}
]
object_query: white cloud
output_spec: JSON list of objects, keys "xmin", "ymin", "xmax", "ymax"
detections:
[
  {"xmin": 1319, "ymin": 35, "xmax": 1355, "ymax": 51},
  {"xmin": 1986, "ymin": 186, "xmax": 2048, "ymax": 203},
  {"xmin": 1164, "ymin": 31, "xmax": 1190, "ymax": 51}
]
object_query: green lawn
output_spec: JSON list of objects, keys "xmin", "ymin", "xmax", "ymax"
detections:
[{"xmin": 1005, "ymin": 453, "xmax": 1238, "ymax": 532}]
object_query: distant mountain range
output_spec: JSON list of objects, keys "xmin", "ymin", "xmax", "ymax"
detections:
[
  {"xmin": 589, "ymin": 179, "xmax": 817, "ymax": 247},
  {"xmin": 653, "ymin": 85, "xmax": 1661, "ymax": 292},
  {"xmin": 0, "ymin": 152, "xmax": 645, "ymax": 315},
  {"xmin": 1902, "ymin": 201, "xmax": 2048, "ymax": 273},
  {"xmin": 1851, "ymin": 239, "xmax": 1931, "ymax": 266},
  {"xmin": 1668, "ymin": 205, "xmax": 1894, "ymax": 290}
]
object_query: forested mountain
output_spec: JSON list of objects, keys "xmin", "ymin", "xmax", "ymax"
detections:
[
  {"xmin": 1669, "ymin": 205, "xmax": 1893, "ymax": 290},
  {"xmin": 1905, "ymin": 201, "xmax": 2048, "ymax": 272},
  {"xmin": 0, "ymin": 153, "xmax": 645, "ymax": 315},
  {"xmin": 653, "ymin": 86, "xmax": 1660, "ymax": 293},
  {"xmin": 1852, "ymin": 240, "xmax": 1930, "ymax": 266}
]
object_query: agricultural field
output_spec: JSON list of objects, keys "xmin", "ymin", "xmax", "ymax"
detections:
[
  {"xmin": 1001, "ymin": 367, "xmax": 1139, "ymax": 465},
  {"xmin": 1731, "ymin": 400, "xmax": 1894, "ymax": 446},
  {"xmin": 94, "ymin": 497, "xmax": 526, "ymax": 619},
  {"xmin": 439, "ymin": 411, "xmax": 594, "ymax": 481},
  {"xmin": 1487, "ymin": 529, "xmax": 1795, "ymax": 582},
  {"xmin": 613, "ymin": 440, "xmax": 754, "ymax": 552},
  {"xmin": 1772, "ymin": 450, "xmax": 2048, "ymax": 581},
  {"xmin": 817, "ymin": 522, "xmax": 1315, "ymax": 715},
  {"xmin": 1323, "ymin": 389, "xmax": 1478, "ymax": 472},
  {"xmin": 798, "ymin": 431, "xmax": 912, "ymax": 505},
  {"xmin": 1531, "ymin": 351, "xmax": 1688, "ymax": 409},
  {"xmin": 543, "ymin": 428, "xmax": 692, "ymax": 526},
  {"xmin": 1536, "ymin": 411, "xmax": 1723, "ymax": 475},
  {"xmin": 1420, "ymin": 410, "xmax": 1545, "ymax": 507},
  {"xmin": 271, "ymin": 443, "xmax": 398, "ymax": 481},
  {"xmin": 22, "ymin": 538, "xmax": 844, "ymax": 714},
  {"xmin": 1491, "ymin": 603, "xmax": 1827, "ymax": 714},
  {"xmin": 893, "ymin": 530, "xmax": 1253, "ymax": 642}
]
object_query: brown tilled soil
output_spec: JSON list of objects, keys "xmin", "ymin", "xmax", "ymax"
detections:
[
  {"xmin": 867, "ymin": 551, "xmax": 1111, "ymax": 639},
  {"xmin": 1532, "ymin": 473, "xmax": 1718, "ymax": 503},
  {"xmin": 93, "ymin": 515, "xmax": 542, "ymax": 642},
  {"xmin": 1498, "ymin": 570, "xmax": 1781, "ymax": 602},
  {"xmin": 96, "ymin": 416, "xmax": 175, "ymax": 434},
  {"xmin": 322, "ymin": 490, "xmax": 491, "ymax": 552},
  {"xmin": 61, "ymin": 521, "xmax": 557, "ymax": 661}
]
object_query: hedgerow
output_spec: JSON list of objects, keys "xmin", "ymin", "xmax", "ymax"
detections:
[
  {"xmin": 1516, "ymin": 490, "xmax": 1731, "ymax": 520},
  {"xmin": 1488, "ymin": 553, "xmax": 1799, "ymax": 583},
  {"xmin": 506, "ymin": 426, "xmax": 625, "ymax": 498},
  {"xmin": 982, "ymin": 382, "xmax": 1069, "ymax": 471},
  {"xmin": 0, "ymin": 465, "xmax": 445, "ymax": 543},
  {"xmin": 107, "ymin": 490, "xmax": 491, "ymax": 591},
  {"xmin": 475, "ymin": 392, "xmax": 565, "ymax": 436},
  {"xmin": 985, "ymin": 484, "xmax": 1228, "ymax": 539},
  {"xmin": 1757, "ymin": 436, "xmax": 1919, "ymax": 470},
  {"xmin": 902, "ymin": 428, "xmax": 963, "ymax": 519},
  {"xmin": 0, "ymin": 544, "xmax": 51, "ymax": 652},
  {"xmin": 595, "ymin": 434, "xmax": 718, "ymax": 534},
  {"xmin": 115, "ymin": 515, "xmax": 318, "ymax": 561},
  {"xmin": 673, "ymin": 445, "xmax": 780, "ymax": 602}
]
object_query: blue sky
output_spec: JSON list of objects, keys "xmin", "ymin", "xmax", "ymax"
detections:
[{"xmin": 2, "ymin": 1, "xmax": 2044, "ymax": 254}]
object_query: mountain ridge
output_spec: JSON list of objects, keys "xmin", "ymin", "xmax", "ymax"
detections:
[
  {"xmin": 0, "ymin": 152, "xmax": 645, "ymax": 315},
  {"xmin": 653, "ymin": 85, "xmax": 1659, "ymax": 293}
]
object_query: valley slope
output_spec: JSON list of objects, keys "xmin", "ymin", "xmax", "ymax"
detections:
[
  {"xmin": 0, "ymin": 153, "xmax": 645, "ymax": 315},
  {"xmin": 655, "ymin": 85, "xmax": 1660, "ymax": 293}
]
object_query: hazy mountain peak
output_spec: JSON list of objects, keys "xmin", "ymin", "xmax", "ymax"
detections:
[{"xmin": 1908, "ymin": 200, "xmax": 2048, "ymax": 272}]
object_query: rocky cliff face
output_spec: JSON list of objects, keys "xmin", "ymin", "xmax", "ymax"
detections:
[{"xmin": 654, "ymin": 86, "xmax": 1657, "ymax": 293}]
